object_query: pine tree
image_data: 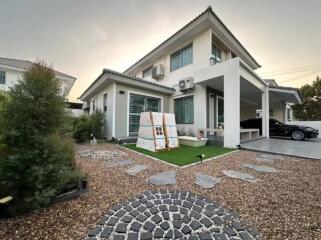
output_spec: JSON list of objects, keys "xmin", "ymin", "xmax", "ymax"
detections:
[{"xmin": 0, "ymin": 61, "xmax": 82, "ymax": 215}]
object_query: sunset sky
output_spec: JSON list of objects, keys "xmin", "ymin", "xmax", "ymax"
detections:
[{"xmin": 1, "ymin": 0, "xmax": 321, "ymax": 101}]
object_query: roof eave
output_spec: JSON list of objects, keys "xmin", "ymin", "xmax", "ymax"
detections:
[
  {"xmin": 123, "ymin": 7, "xmax": 260, "ymax": 75},
  {"xmin": 79, "ymin": 70, "xmax": 175, "ymax": 101}
]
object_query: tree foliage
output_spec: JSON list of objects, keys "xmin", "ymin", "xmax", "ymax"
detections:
[
  {"xmin": 292, "ymin": 76, "xmax": 321, "ymax": 120},
  {"xmin": 0, "ymin": 61, "xmax": 83, "ymax": 215}
]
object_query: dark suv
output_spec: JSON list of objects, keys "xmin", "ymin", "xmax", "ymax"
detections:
[{"xmin": 240, "ymin": 118, "xmax": 319, "ymax": 141}]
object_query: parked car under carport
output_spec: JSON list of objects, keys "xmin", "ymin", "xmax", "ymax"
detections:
[{"xmin": 240, "ymin": 118, "xmax": 319, "ymax": 141}]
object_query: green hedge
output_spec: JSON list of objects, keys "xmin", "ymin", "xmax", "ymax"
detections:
[{"xmin": 72, "ymin": 111, "xmax": 104, "ymax": 143}]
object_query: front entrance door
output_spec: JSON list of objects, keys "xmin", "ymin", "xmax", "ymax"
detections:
[{"xmin": 129, "ymin": 93, "xmax": 161, "ymax": 136}]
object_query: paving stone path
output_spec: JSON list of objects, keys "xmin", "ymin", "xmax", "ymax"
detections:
[
  {"xmin": 258, "ymin": 153, "xmax": 284, "ymax": 160},
  {"xmin": 255, "ymin": 157, "xmax": 274, "ymax": 163},
  {"xmin": 126, "ymin": 165, "xmax": 148, "ymax": 176},
  {"xmin": 107, "ymin": 159, "xmax": 135, "ymax": 168},
  {"xmin": 87, "ymin": 190, "xmax": 262, "ymax": 240},
  {"xmin": 242, "ymin": 164, "xmax": 278, "ymax": 173},
  {"xmin": 222, "ymin": 170, "xmax": 258, "ymax": 183},
  {"xmin": 195, "ymin": 173, "xmax": 220, "ymax": 189},
  {"xmin": 78, "ymin": 150, "xmax": 126, "ymax": 160},
  {"xmin": 146, "ymin": 171, "xmax": 176, "ymax": 186}
]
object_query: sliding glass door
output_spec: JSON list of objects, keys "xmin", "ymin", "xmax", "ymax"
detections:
[
  {"xmin": 216, "ymin": 96, "xmax": 224, "ymax": 127},
  {"xmin": 129, "ymin": 93, "xmax": 161, "ymax": 135}
]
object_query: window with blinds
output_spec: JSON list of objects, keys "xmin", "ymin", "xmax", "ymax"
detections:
[
  {"xmin": 129, "ymin": 93, "xmax": 161, "ymax": 135},
  {"xmin": 170, "ymin": 43, "xmax": 193, "ymax": 72},
  {"xmin": 0, "ymin": 71, "xmax": 5, "ymax": 84},
  {"xmin": 174, "ymin": 96, "xmax": 194, "ymax": 124},
  {"xmin": 212, "ymin": 43, "xmax": 222, "ymax": 64}
]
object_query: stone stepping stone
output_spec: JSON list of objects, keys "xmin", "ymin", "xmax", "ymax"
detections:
[
  {"xmin": 256, "ymin": 157, "xmax": 274, "ymax": 163},
  {"xmin": 195, "ymin": 173, "xmax": 220, "ymax": 189},
  {"xmin": 222, "ymin": 170, "xmax": 257, "ymax": 183},
  {"xmin": 126, "ymin": 164, "xmax": 148, "ymax": 176},
  {"xmin": 242, "ymin": 163, "xmax": 278, "ymax": 173},
  {"xmin": 146, "ymin": 171, "xmax": 176, "ymax": 185},
  {"xmin": 258, "ymin": 153, "xmax": 284, "ymax": 160},
  {"xmin": 78, "ymin": 150, "xmax": 126, "ymax": 159},
  {"xmin": 107, "ymin": 159, "xmax": 135, "ymax": 167}
]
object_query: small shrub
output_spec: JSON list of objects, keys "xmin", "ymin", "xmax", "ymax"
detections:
[{"xmin": 73, "ymin": 111, "xmax": 104, "ymax": 143}]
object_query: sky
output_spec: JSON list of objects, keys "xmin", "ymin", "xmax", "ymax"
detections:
[{"xmin": 1, "ymin": 0, "xmax": 321, "ymax": 101}]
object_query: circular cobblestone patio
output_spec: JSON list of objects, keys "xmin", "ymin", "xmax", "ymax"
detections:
[{"xmin": 87, "ymin": 190, "xmax": 262, "ymax": 240}]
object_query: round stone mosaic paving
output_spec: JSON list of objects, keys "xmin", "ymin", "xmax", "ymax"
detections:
[{"xmin": 87, "ymin": 190, "xmax": 262, "ymax": 240}]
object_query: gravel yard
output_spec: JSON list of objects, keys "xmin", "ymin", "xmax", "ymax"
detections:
[{"xmin": 0, "ymin": 143, "xmax": 320, "ymax": 239}]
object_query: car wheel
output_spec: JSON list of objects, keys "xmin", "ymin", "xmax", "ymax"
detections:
[{"xmin": 291, "ymin": 130, "xmax": 305, "ymax": 141}]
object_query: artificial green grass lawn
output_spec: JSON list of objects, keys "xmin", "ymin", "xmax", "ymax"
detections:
[{"xmin": 123, "ymin": 144, "xmax": 235, "ymax": 166}]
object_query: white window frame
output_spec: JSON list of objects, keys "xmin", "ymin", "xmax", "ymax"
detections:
[
  {"xmin": 142, "ymin": 65, "xmax": 153, "ymax": 78},
  {"xmin": 173, "ymin": 94, "xmax": 194, "ymax": 124},
  {"xmin": 127, "ymin": 90, "xmax": 163, "ymax": 137},
  {"xmin": 0, "ymin": 71, "xmax": 6, "ymax": 85},
  {"xmin": 170, "ymin": 42, "xmax": 193, "ymax": 72}
]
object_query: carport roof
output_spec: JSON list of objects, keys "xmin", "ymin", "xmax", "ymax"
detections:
[{"xmin": 269, "ymin": 86, "xmax": 303, "ymax": 104}]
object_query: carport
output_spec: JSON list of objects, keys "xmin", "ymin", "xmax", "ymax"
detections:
[{"xmin": 241, "ymin": 138, "xmax": 321, "ymax": 160}]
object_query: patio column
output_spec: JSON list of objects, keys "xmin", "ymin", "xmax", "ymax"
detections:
[
  {"xmin": 262, "ymin": 87, "xmax": 270, "ymax": 138},
  {"xmin": 223, "ymin": 64, "xmax": 240, "ymax": 148}
]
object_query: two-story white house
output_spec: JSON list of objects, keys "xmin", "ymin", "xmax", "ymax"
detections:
[
  {"xmin": 80, "ymin": 7, "xmax": 302, "ymax": 148},
  {"xmin": 0, "ymin": 57, "xmax": 76, "ymax": 98}
]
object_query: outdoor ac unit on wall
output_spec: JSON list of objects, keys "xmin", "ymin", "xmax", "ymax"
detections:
[
  {"xmin": 152, "ymin": 64, "xmax": 164, "ymax": 80},
  {"xmin": 178, "ymin": 77, "xmax": 194, "ymax": 91}
]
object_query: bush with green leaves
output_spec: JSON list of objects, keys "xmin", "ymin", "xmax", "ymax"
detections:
[
  {"xmin": 0, "ymin": 62, "xmax": 83, "ymax": 215},
  {"xmin": 72, "ymin": 111, "xmax": 104, "ymax": 143}
]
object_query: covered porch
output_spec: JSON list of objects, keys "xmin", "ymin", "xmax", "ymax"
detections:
[{"xmin": 194, "ymin": 58, "xmax": 269, "ymax": 148}]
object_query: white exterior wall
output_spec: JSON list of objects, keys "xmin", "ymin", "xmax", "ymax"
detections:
[
  {"xmin": 135, "ymin": 29, "xmax": 212, "ymax": 85},
  {"xmin": 134, "ymin": 29, "xmax": 213, "ymax": 136},
  {"xmin": 0, "ymin": 69, "xmax": 22, "ymax": 92},
  {"xmin": 88, "ymin": 83, "xmax": 115, "ymax": 139}
]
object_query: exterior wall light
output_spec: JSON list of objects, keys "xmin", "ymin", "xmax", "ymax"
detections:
[{"xmin": 210, "ymin": 57, "xmax": 216, "ymax": 66}]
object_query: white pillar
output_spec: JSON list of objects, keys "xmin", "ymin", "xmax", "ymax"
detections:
[
  {"xmin": 223, "ymin": 64, "xmax": 240, "ymax": 148},
  {"xmin": 262, "ymin": 87, "xmax": 269, "ymax": 138}
]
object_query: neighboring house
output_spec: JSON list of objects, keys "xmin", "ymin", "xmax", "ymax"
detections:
[
  {"xmin": 80, "ymin": 6, "xmax": 302, "ymax": 148},
  {"xmin": 0, "ymin": 57, "xmax": 81, "ymax": 113},
  {"xmin": 0, "ymin": 57, "xmax": 76, "ymax": 98}
]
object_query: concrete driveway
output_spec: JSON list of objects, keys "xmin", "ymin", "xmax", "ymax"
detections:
[{"xmin": 241, "ymin": 138, "xmax": 321, "ymax": 160}]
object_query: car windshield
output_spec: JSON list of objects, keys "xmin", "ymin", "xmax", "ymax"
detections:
[{"xmin": 271, "ymin": 119, "xmax": 284, "ymax": 126}]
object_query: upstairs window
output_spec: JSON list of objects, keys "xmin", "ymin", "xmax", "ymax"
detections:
[
  {"xmin": 212, "ymin": 43, "xmax": 222, "ymax": 64},
  {"xmin": 170, "ymin": 43, "xmax": 193, "ymax": 72},
  {"xmin": 142, "ymin": 65, "xmax": 153, "ymax": 78},
  {"xmin": 0, "ymin": 71, "xmax": 5, "ymax": 84}
]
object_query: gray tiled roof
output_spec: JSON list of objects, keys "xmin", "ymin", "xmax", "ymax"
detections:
[
  {"xmin": 103, "ymin": 69, "xmax": 174, "ymax": 90},
  {"xmin": 124, "ymin": 6, "xmax": 260, "ymax": 74},
  {"xmin": 0, "ymin": 57, "xmax": 76, "ymax": 79}
]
